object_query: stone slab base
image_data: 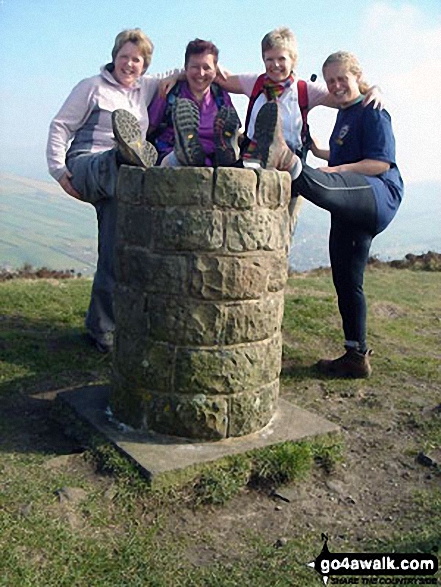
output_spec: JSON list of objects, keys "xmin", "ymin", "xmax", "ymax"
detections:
[{"xmin": 57, "ymin": 385, "xmax": 340, "ymax": 489}]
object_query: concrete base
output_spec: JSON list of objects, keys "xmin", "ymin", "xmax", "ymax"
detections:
[{"xmin": 57, "ymin": 385, "xmax": 340, "ymax": 489}]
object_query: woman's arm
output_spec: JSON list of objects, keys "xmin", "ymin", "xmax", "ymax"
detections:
[
  {"xmin": 314, "ymin": 85, "xmax": 384, "ymax": 110},
  {"xmin": 47, "ymin": 79, "xmax": 95, "ymax": 182},
  {"xmin": 319, "ymin": 159, "xmax": 390, "ymax": 175},
  {"xmin": 214, "ymin": 66, "xmax": 246, "ymax": 94},
  {"xmin": 310, "ymin": 136, "xmax": 330, "ymax": 161},
  {"xmin": 157, "ymin": 69, "xmax": 185, "ymax": 97}
]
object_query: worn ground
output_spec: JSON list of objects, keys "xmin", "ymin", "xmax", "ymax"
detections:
[{"xmin": 0, "ymin": 257, "xmax": 440, "ymax": 585}]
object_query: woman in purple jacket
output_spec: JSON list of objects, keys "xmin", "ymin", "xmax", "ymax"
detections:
[{"xmin": 148, "ymin": 39, "xmax": 241, "ymax": 167}]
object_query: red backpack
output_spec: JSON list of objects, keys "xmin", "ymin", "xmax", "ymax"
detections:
[{"xmin": 243, "ymin": 74, "xmax": 311, "ymax": 161}]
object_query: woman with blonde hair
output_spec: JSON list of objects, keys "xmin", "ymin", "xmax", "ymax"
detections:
[
  {"xmin": 251, "ymin": 51, "xmax": 404, "ymax": 378},
  {"xmin": 47, "ymin": 28, "xmax": 174, "ymax": 353},
  {"xmin": 216, "ymin": 27, "xmax": 382, "ymax": 163}
]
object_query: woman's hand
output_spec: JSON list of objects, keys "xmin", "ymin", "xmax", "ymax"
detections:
[
  {"xmin": 310, "ymin": 136, "xmax": 330, "ymax": 161},
  {"xmin": 58, "ymin": 171, "xmax": 82, "ymax": 200},
  {"xmin": 214, "ymin": 64, "xmax": 243, "ymax": 94},
  {"xmin": 215, "ymin": 64, "xmax": 231, "ymax": 83},
  {"xmin": 319, "ymin": 159, "xmax": 390, "ymax": 175},
  {"xmin": 363, "ymin": 85, "xmax": 384, "ymax": 110},
  {"xmin": 158, "ymin": 69, "xmax": 185, "ymax": 97}
]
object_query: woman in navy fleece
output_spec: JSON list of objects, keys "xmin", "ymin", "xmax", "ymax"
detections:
[{"xmin": 250, "ymin": 51, "xmax": 403, "ymax": 378}]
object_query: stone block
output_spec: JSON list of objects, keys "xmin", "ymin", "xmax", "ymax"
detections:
[
  {"xmin": 267, "ymin": 253, "xmax": 289, "ymax": 292},
  {"xmin": 154, "ymin": 209, "xmax": 224, "ymax": 251},
  {"xmin": 228, "ymin": 380, "xmax": 279, "ymax": 437},
  {"xmin": 255, "ymin": 169, "xmax": 291, "ymax": 209},
  {"xmin": 190, "ymin": 255, "xmax": 269, "ymax": 300},
  {"xmin": 225, "ymin": 209, "xmax": 290, "ymax": 252},
  {"xmin": 113, "ymin": 331, "xmax": 174, "ymax": 393},
  {"xmin": 141, "ymin": 392, "xmax": 228, "ymax": 440},
  {"xmin": 116, "ymin": 166, "xmax": 145, "ymax": 205},
  {"xmin": 149, "ymin": 297, "xmax": 225, "ymax": 346},
  {"xmin": 143, "ymin": 167, "xmax": 213, "ymax": 207},
  {"xmin": 224, "ymin": 293, "xmax": 284, "ymax": 345},
  {"xmin": 267, "ymin": 209, "xmax": 291, "ymax": 251},
  {"xmin": 225, "ymin": 210, "xmax": 271, "ymax": 252},
  {"xmin": 114, "ymin": 284, "xmax": 149, "ymax": 336},
  {"xmin": 117, "ymin": 203, "xmax": 152, "ymax": 248},
  {"xmin": 110, "ymin": 374, "xmax": 145, "ymax": 429},
  {"xmin": 115, "ymin": 247, "xmax": 188, "ymax": 295},
  {"xmin": 174, "ymin": 334, "xmax": 282, "ymax": 396},
  {"xmin": 213, "ymin": 167, "xmax": 257, "ymax": 209}
]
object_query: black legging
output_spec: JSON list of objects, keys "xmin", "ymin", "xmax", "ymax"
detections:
[{"xmin": 292, "ymin": 165, "xmax": 378, "ymax": 352}]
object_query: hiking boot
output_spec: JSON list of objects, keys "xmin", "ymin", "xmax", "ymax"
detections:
[
  {"xmin": 112, "ymin": 109, "xmax": 158, "ymax": 168},
  {"xmin": 214, "ymin": 105, "xmax": 240, "ymax": 166},
  {"xmin": 86, "ymin": 331, "xmax": 114, "ymax": 354},
  {"xmin": 316, "ymin": 348, "xmax": 373, "ymax": 379},
  {"xmin": 244, "ymin": 101, "xmax": 297, "ymax": 171},
  {"xmin": 172, "ymin": 98, "xmax": 205, "ymax": 166}
]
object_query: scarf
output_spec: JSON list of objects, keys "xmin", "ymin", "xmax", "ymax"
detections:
[
  {"xmin": 262, "ymin": 73, "xmax": 295, "ymax": 101},
  {"xmin": 242, "ymin": 73, "xmax": 295, "ymax": 159}
]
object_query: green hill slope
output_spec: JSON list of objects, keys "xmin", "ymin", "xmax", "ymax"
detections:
[{"xmin": 0, "ymin": 266, "xmax": 439, "ymax": 586}]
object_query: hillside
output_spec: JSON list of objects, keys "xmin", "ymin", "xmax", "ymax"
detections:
[
  {"xmin": 1, "ymin": 173, "xmax": 440, "ymax": 274},
  {"xmin": 290, "ymin": 180, "xmax": 441, "ymax": 271},
  {"xmin": 0, "ymin": 263, "xmax": 439, "ymax": 585},
  {"xmin": 0, "ymin": 173, "xmax": 97, "ymax": 275}
]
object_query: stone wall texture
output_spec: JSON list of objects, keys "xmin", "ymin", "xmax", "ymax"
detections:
[{"xmin": 110, "ymin": 166, "xmax": 292, "ymax": 440}]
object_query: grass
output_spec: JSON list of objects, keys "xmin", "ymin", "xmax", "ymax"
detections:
[{"xmin": 0, "ymin": 266, "xmax": 440, "ymax": 586}]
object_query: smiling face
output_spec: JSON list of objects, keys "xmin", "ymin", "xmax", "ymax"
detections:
[
  {"xmin": 323, "ymin": 62, "xmax": 361, "ymax": 108},
  {"xmin": 113, "ymin": 41, "xmax": 145, "ymax": 87},
  {"xmin": 263, "ymin": 48, "xmax": 296, "ymax": 83},
  {"xmin": 185, "ymin": 51, "xmax": 217, "ymax": 98}
]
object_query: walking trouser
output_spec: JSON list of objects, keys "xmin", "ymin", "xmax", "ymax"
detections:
[
  {"xmin": 67, "ymin": 150, "xmax": 119, "ymax": 340},
  {"xmin": 291, "ymin": 165, "xmax": 378, "ymax": 352}
]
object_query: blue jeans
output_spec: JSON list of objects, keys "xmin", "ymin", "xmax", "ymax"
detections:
[
  {"xmin": 67, "ymin": 150, "xmax": 119, "ymax": 341},
  {"xmin": 292, "ymin": 165, "xmax": 378, "ymax": 352}
]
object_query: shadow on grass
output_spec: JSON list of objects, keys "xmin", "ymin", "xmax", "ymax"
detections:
[
  {"xmin": 281, "ymin": 359, "xmax": 322, "ymax": 381},
  {"xmin": 0, "ymin": 314, "xmax": 110, "ymax": 456}
]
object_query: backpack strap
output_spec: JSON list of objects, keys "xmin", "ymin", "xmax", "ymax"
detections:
[
  {"xmin": 297, "ymin": 79, "xmax": 309, "ymax": 146},
  {"xmin": 297, "ymin": 79, "xmax": 311, "ymax": 161},
  {"xmin": 147, "ymin": 81, "xmax": 182, "ymax": 143},
  {"xmin": 243, "ymin": 73, "xmax": 266, "ymax": 139},
  {"xmin": 210, "ymin": 82, "xmax": 226, "ymax": 109},
  {"xmin": 148, "ymin": 81, "xmax": 226, "ymax": 144}
]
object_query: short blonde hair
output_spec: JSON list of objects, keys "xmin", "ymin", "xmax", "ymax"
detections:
[
  {"xmin": 111, "ymin": 28, "xmax": 154, "ymax": 73},
  {"xmin": 261, "ymin": 27, "xmax": 298, "ymax": 68},
  {"xmin": 322, "ymin": 51, "xmax": 370, "ymax": 94}
]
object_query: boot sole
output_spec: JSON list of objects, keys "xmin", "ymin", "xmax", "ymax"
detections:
[
  {"xmin": 252, "ymin": 101, "xmax": 279, "ymax": 169},
  {"xmin": 112, "ymin": 109, "xmax": 157, "ymax": 168},
  {"xmin": 214, "ymin": 106, "xmax": 240, "ymax": 166},
  {"xmin": 172, "ymin": 99, "xmax": 205, "ymax": 166}
]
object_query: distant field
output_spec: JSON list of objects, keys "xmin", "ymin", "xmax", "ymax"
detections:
[
  {"xmin": 0, "ymin": 174, "xmax": 97, "ymax": 275},
  {"xmin": 1, "ymin": 173, "xmax": 440, "ymax": 274},
  {"xmin": 290, "ymin": 180, "xmax": 441, "ymax": 270}
]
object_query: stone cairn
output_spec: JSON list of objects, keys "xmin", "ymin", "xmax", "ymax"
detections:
[{"xmin": 110, "ymin": 166, "xmax": 291, "ymax": 440}]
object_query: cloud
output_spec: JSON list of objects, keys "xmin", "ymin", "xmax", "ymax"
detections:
[
  {"xmin": 299, "ymin": 2, "xmax": 441, "ymax": 185},
  {"xmin": 361, "ymin": 2, "xmax": 441, "ymax": 183}
]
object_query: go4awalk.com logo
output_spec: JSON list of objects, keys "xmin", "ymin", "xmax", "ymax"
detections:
[{"xmin": 307, "ymin": 534, "xmax": 439, "ymax": 585}]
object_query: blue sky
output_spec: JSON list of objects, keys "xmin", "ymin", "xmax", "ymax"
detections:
[{"xmin": 0, "ymin": 0, "xmax": 440, "ymax": 184}]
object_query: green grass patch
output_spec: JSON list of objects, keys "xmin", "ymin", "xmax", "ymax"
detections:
[{"xmin": 0, "ymin": 269, "xmax": 440, "ymax": 586}]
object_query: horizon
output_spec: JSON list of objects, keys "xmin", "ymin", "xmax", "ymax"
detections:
[{"xmin": 1, "ymin": 171, "xmax": 440, "ymax": 274}]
